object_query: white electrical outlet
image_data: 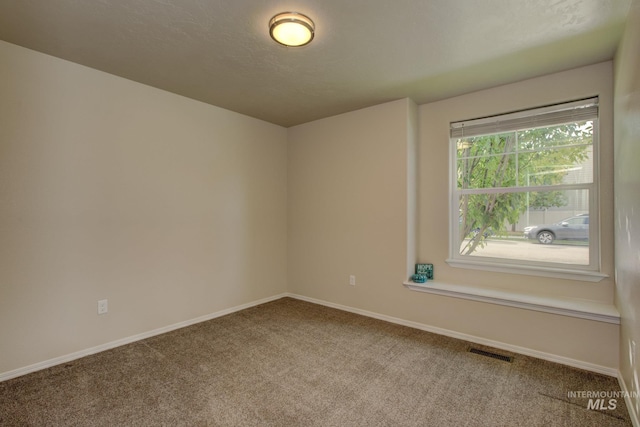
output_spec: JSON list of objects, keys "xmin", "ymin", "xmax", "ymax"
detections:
[
  {"xmin": 97, "ymin": 299, "xmax": 108, "ymax": 315},
  {"xmin": 349, "ymin": 275, "xmax": 356, "ymax": 286},
  {"xmin": 630, "ymin": 339, "xmax": 637, "ymax": 367}
]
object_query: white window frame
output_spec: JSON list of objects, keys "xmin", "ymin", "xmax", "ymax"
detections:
[{"xmin": 446, "ymin": 98, "xmax": 606, "ymax": 282}]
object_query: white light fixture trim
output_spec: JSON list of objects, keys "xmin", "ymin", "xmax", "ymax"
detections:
[{"xmin": 269, "ymin": 12, "xmax": 315, "ymax": 47}]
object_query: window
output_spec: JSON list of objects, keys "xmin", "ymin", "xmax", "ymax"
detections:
[{"xmin": 448, "ymin": 98, "xmax": 604, "ymax": 281}]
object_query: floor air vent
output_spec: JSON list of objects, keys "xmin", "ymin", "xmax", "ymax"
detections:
[{"xmin": 469, "ymin": 347, "xmax": 513, "ymax": 362}]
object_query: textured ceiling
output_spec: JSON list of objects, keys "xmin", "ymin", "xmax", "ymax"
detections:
[{"xmin": 0, "ymin": 0, "xmax": 632, "ymax": 127}]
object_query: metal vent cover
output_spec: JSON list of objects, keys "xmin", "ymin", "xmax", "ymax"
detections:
[{"xmin": 469, "ymin": 347, "xmax": 513, "ymax": 362}]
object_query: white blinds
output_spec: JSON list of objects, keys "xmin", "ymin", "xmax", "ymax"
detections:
[{"xmin": 450, "ymin": 97, "xmax": 598, "ymax": 139}]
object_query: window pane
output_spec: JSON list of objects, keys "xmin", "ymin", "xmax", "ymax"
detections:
[
  {"xmin": 457, "ymin": 123, "xmax": 594, "ymax": 189},
  {"xmin": 451, "ymin": 101, "xmax": 598, "ymax": 275},
  {"xmin": 457, "ymin": 132, "xmax": 516, "ymax": 159},
  {"xmin": 518, "ymin": 145, "xmax": 593, "ymax": 186},
  {"xmin": 457, "ymin": 133, "xmax": 517, "ymax": 190},
  {"xmin": 458, "ymin": 190, "xmax": 589, "ymax": 266},
  {"xmin": 517, "ymin": 121, "xmax": 593, "ymax": 151}
]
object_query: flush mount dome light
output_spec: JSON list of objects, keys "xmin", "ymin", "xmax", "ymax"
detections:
[{"xmin": 269, "ymin": 12, "xmax": 315, "ymax": 47}]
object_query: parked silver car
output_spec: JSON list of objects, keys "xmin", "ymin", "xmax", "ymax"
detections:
[{"xmin": 523, "ymin": 214, "xmax": 589, "ymax": 244}]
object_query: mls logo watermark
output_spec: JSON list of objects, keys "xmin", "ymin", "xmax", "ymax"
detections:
[
  {"xmin": 586, "ymin": 398, "xmax": 617, "ymax": 410},
  {"xmin": 568, "ymin": 390, "xmax": 639, "ymax": 410}
]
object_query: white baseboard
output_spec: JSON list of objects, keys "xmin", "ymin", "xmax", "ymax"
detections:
[
  {"xmin": 0, "ymin": 291, "xmax": 619, "ymax": 382},
  {"xmin": 3, "ymin": 292, "xmax": 634, "ymax": 423},
  {"xmin": 0, "ymin": 293, "xmax": 287, "ymax": 382},
  {"xmin": 286, "ymin": 293, "xmax": 618, "ymax": 377},
  {"xmin": 618, "ymin": 370, "xmax": 640, "ymax": 427}
]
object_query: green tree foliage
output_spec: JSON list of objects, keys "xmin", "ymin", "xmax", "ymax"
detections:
[
  {"xmin": 458, "ymin": 122, "xmax": 591, "ymax": 255},
  {"xmin": 528, "ymin": 191, "xmax": 567, "ymax": 210}
]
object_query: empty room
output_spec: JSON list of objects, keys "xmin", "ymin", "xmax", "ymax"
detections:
[{"xmin": 1, "ymin": 1, "xmax": 639, "ymax": 426}]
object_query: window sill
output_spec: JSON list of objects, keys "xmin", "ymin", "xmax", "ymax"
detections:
[
  {"xmin": 445, "ymin": 258, "xmax": 608, "ymax": 282},
  {"xmin": 402, "ymin": 280, "xmax": 619, "ymax": 324}
]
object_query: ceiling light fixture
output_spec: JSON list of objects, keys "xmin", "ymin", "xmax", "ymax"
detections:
[{"xmin": 269, "ymin": 12, "xmax": 315, "ymax": 47}]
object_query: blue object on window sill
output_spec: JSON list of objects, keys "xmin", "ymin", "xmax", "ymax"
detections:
[{"xmin": 411, "ymin": 274, "xmax": 427, "ymax": 283}]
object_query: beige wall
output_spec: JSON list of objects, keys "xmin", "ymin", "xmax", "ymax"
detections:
[
  {"xmin": 288, "ymin": 98, "xmax": 417, "ymax": 312},
  {"xmin": 288, "ymin": 63, "xmax": 619, "ymax": 370},
  {"xmin": 0, "ymin": 41, "xmax": 288, "ymax": 375},
  {"xmin": 614, "ymin": 0, "xmax": 640, "ymax": 421}
]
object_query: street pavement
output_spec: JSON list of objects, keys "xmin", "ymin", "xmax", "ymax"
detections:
[{"xmin": 461, "ymin": 238, "xmax": 589, "ymax": 265}]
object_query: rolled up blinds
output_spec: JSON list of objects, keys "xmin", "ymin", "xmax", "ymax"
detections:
[{"xmin": 450, "ymin": 97, "xmax": 598, "ymax": 139}]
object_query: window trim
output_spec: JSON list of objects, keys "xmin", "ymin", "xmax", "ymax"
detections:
[
  {"xmin": 444, "ymin": 257, "xmax": 607, "ymax": 282},
  {"xmin": 403, "ymin": 280, "xmax": 618, "ymax": 323},
  {"xmin": 448, "ymin": 98, "xmax": 603, "ymax": 281}
]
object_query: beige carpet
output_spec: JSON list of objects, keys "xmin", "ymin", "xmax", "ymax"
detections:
[{"xmin": 0, "ymin": 297, "xmax": 632, "ymax": 426}]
